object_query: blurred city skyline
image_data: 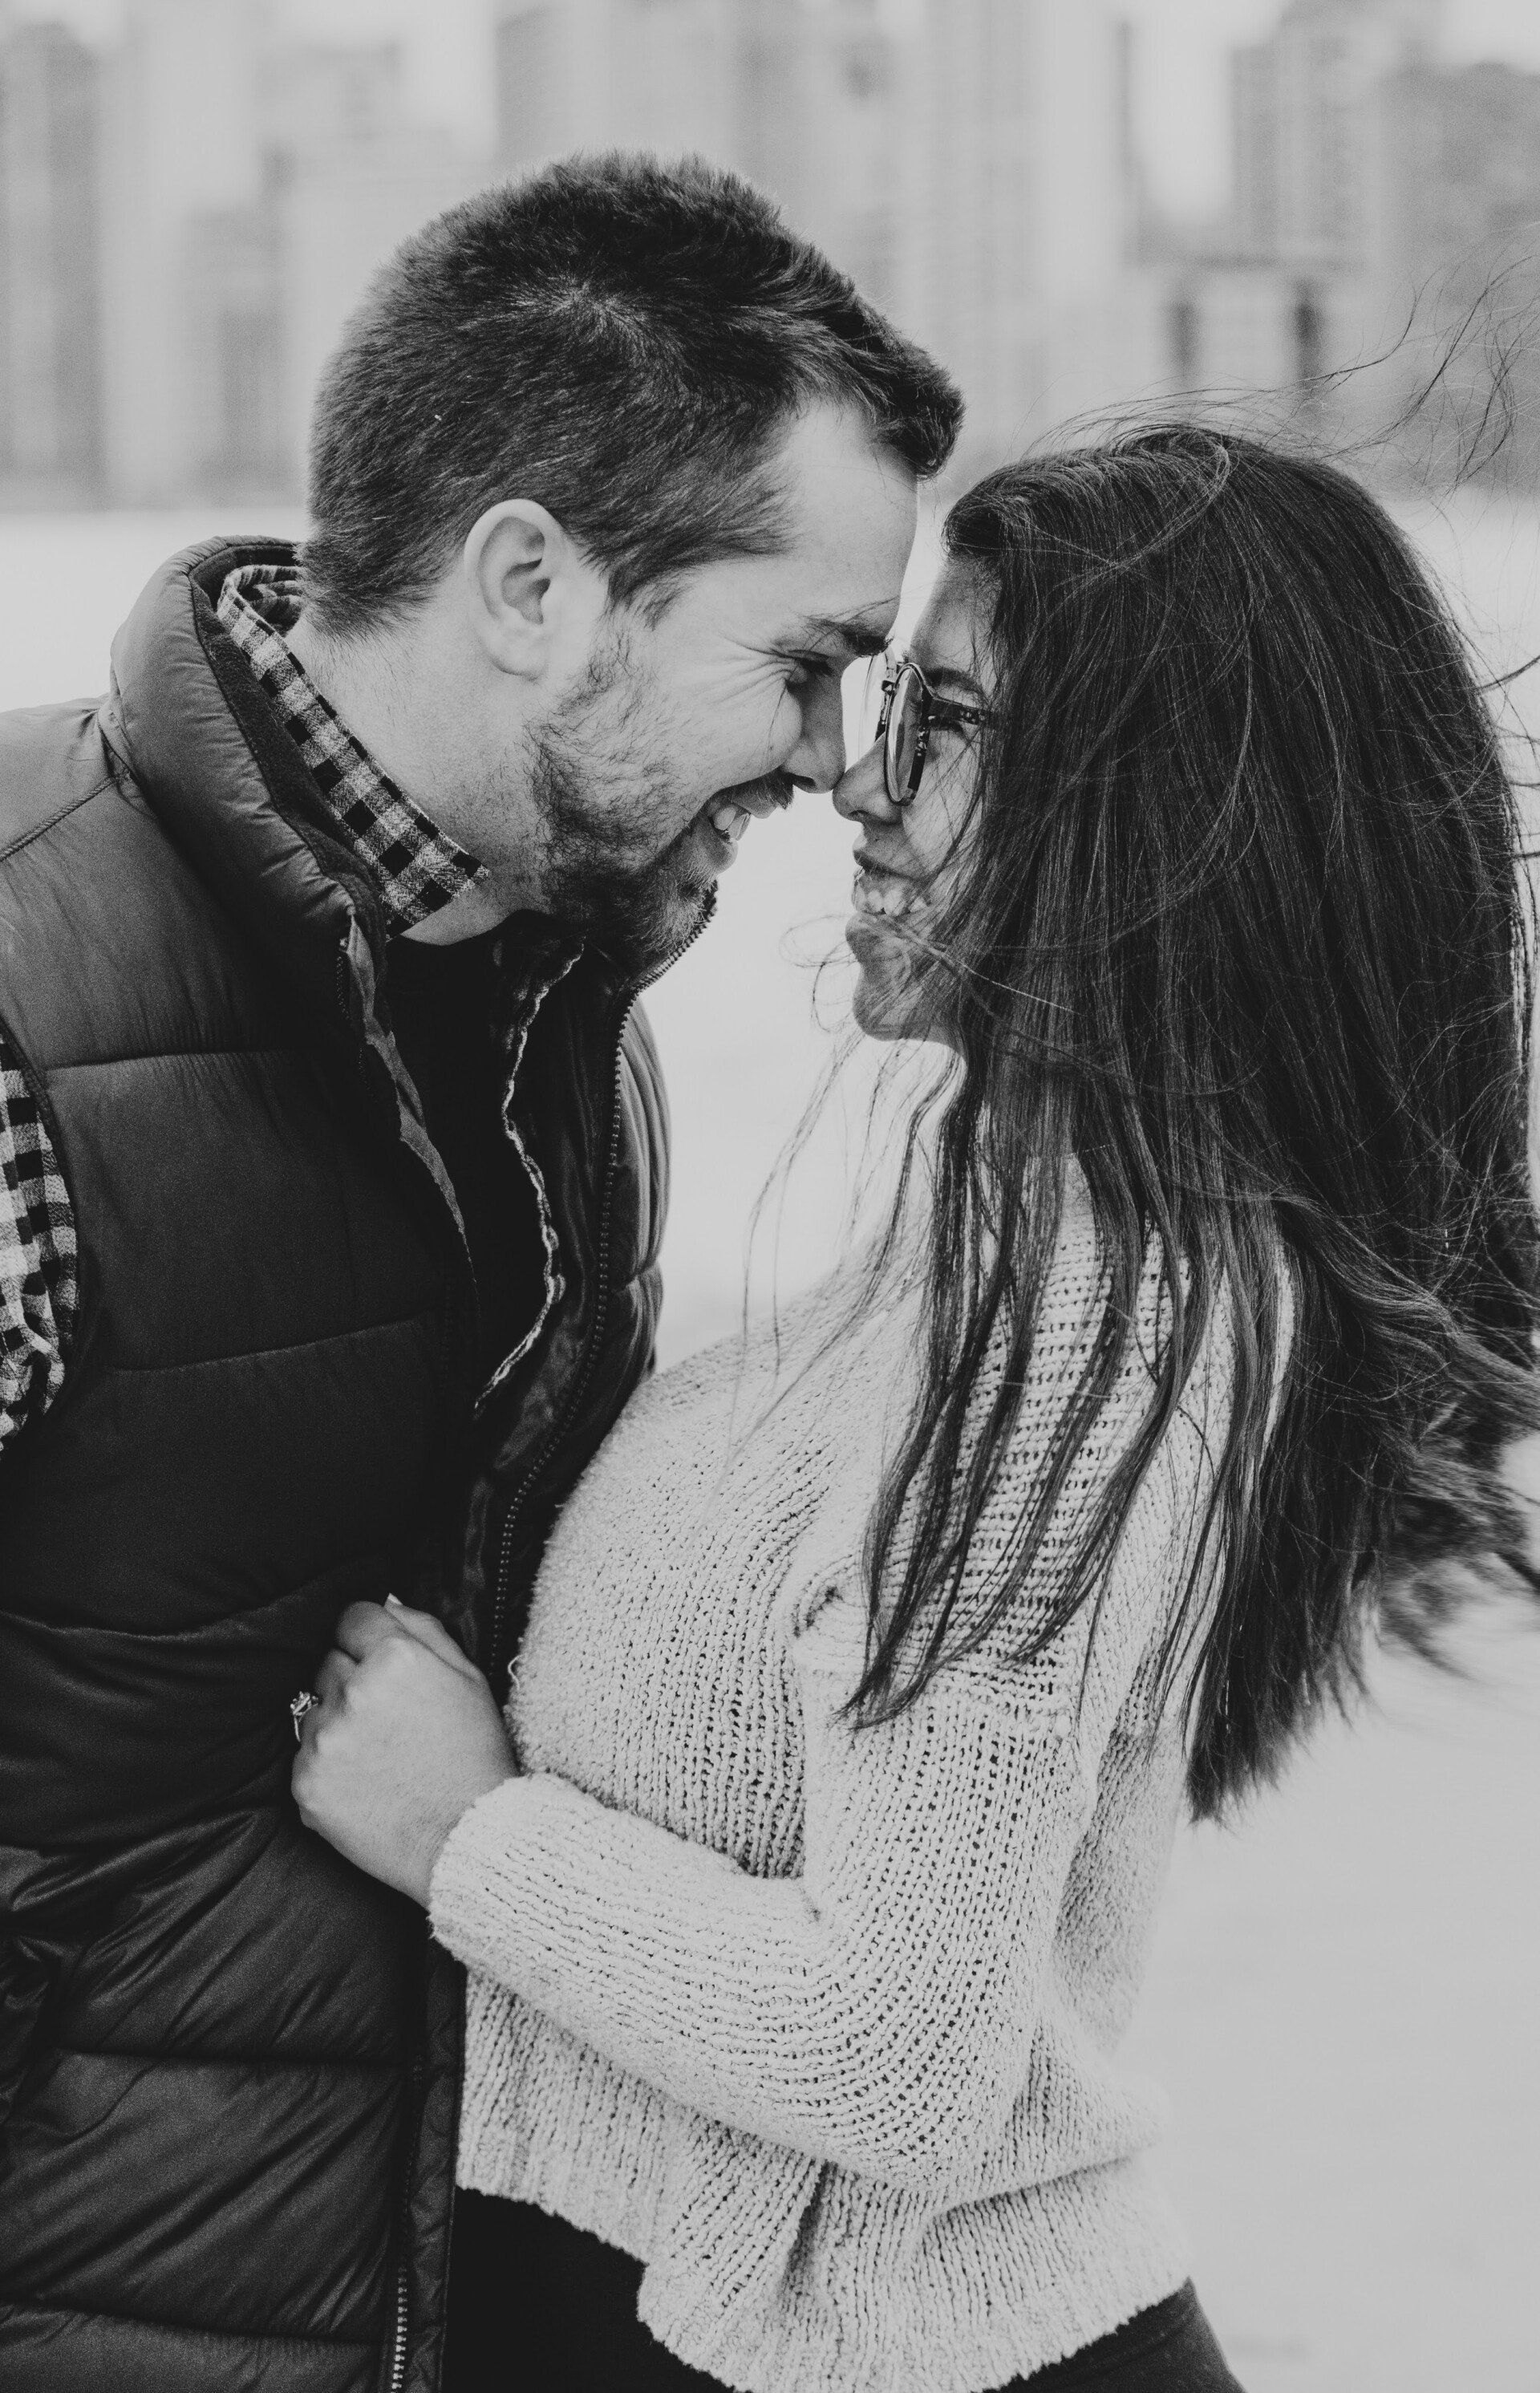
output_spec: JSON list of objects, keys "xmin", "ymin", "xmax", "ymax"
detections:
[
  {"xmin": 8, "ymin": 0, "xmax": 1540, "ymax": 217},
  {"xmin": 5, "ymin": 0, "xmax": 1540, "ymax": 507}
]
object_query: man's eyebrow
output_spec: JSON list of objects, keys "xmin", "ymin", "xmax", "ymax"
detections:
[{"xmin": 784, "ymin": 607, "xmax": 902, "ymax": 657}]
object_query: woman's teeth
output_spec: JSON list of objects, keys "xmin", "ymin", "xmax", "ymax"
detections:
[{"xmin": 852, "ymin": 867, "xmax": 925, "ymax": 919}]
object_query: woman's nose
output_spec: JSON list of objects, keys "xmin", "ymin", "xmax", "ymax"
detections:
[{"xmin": 832, "ymin": 738, "xmax": 900, "ymax": 824}]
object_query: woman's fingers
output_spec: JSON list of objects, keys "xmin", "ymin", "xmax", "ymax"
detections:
[
  {"xmin": 334, "ymin": 1600, "xmax": 405, "ymax": 1661},
  {"xmin": 314, "ymin": 1648, "xmax": 358, "ymax": 1706},
  {"xmin": 332, "ymin": 1596, "xmax": 480, "ymax": 1681},
  {"xmin": 291, "ymin": 1649, "xmax": 355, "ymax": 1758},
  {"xmin": 380, "ymin": 1595, "xmax": 483, "ymax": 1681}
]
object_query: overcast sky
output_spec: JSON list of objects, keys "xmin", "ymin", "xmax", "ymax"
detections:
[{"xmin": 18, "ymin": 0, "xmax": 1540, "ymax": 221}]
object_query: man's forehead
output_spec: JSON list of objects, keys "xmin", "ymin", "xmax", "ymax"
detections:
[
  {"xmin": 774, "ymin": 502, "xmax": 916, "ymax": 642},
  {"xmin": 687, "ymin": 409, "xmax": 917, "ymax": 647},
  {"xmin": 771, "ymin": 408, "xmax": 918, "ymax": 566}
]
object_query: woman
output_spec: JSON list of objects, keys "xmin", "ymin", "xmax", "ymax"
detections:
[{"xmin": 295, "ymin": 428, "xmax": 1540, "ymax": 2392}]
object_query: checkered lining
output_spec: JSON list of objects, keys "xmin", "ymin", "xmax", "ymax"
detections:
[
  {"xmin": 216, "ymin": 562, "xmax": 488, "ymax": 933},
  {"xmin": 0, "ymin": 1043, "xmax": 77, "ymax": 1449}
]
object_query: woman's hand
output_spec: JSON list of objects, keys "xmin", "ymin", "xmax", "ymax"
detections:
[{"xmin": 292, "ymin": 1598, "xmax": 515, "ymax": 1904}]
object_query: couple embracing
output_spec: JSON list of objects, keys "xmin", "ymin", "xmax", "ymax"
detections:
[{"xmin": 1, "ymin": 155, "xmax": 1535, "ymax": 2393}]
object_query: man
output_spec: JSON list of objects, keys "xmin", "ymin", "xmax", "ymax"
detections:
[{"xmin": 0, "ymin": 156, "xmax": 959, "ymax": 2389}]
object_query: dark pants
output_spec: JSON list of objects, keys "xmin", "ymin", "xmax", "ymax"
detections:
[{"xmin": 442, "ymin": 2190, "xmax": 1246, "ymax": 2392}]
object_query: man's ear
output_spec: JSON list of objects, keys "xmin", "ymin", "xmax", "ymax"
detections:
[{"xmin": 462, "ymin": 499, "xmax": 606, "ymax": 680}]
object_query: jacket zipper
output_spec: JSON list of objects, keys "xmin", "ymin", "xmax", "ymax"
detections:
[
  {"xmin": 488, "ymin": 906, "xmax": 711, "ymax": 1681},
  {"xmin": 488, "ymin": 1000, "xmax": 629, "ymax": 1680},
  {"xmin": 383, "ymin": 2049, "xmax": 424, "ymax": 2393},
  {"xmin": 387, "ymin": 2256, "xmax": 409, "ymax": 2393}
]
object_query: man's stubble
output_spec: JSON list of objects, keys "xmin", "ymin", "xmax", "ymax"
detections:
[
  {"xmin": 525, "ymin": 627, "xmax": 715, "ymax": 979},
  {"xmin": 531, "ymin": 732, "xmax": 715, "ymax": 979}
]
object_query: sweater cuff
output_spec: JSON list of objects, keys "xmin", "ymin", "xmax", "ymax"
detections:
[{"xmin": 428, "ymin": 1772, "xmax": 537, "ymax": 1974}]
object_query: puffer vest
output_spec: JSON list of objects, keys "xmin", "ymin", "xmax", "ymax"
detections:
[{"xmin": 0, "ymin": 541, "xmax": 674, "ymax": 2391}]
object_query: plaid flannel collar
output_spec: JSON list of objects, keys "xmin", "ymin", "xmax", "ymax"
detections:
[{"xmin": 216, "ymin": 561, "xmax": 488, "ymax": 935}]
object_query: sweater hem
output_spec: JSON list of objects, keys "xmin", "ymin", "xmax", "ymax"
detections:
[{"xmin": 636, "ymin": 2236, "xmax": 1194, "ymax": 2393}]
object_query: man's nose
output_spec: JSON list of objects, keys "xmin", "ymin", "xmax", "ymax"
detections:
[{"xmin": 785, "ymin": 675, "xmax": 848, "ymax": 794}]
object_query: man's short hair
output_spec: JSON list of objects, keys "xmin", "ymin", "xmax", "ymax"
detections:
[{"xmin": 303, "ymin": 152, "xmax": 962, "ymax": 637}]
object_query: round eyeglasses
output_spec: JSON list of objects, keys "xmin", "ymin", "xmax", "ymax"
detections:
[{"xmin": 874, "ymin": 657, "xmax": 995, "ymax": 807}]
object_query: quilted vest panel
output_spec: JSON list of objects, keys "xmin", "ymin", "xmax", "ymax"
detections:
[
  {"xmin": 0, "ymin": 713, "xmax": 452, "ymax": 2392},
  {"xmin": 0, "ymin": 533, "xmax": 679, "ymax": 2393}
]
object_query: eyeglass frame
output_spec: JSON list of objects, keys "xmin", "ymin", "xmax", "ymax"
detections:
[{"xmin": 874, "ymin": 655, "xmax": 996, "ymax": 808}]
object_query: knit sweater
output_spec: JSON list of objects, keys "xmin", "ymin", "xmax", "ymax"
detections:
[{"xmin": 429, "ymin": 1172, "xmax": 1235, "ymax": 2393}]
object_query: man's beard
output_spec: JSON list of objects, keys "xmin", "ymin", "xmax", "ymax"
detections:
[
  {"xmin": 530, "ymin": 727, "xmax": 715, "ymax": 980},
  {"xmin": 513, "ymin": 625, "xmax": 713, "ymax": 979},
  {"xmin": 526, "ymin": 651, "xmax": 791, "ymax": 980}
]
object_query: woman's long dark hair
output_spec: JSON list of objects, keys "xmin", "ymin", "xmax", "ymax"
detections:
[{"xmin": 853, "ymin": 426, "xmax": 1540, "ymax": 1817}]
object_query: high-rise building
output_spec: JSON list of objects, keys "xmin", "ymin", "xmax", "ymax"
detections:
[
  {"xmin": 743, "ymin": 0, "xmax": 905, "ymax": 318},
  {"xmin": 1231, "ymin": 0, "xmax": 1440, "ymax": 279},
  {"xmin": 0, "ymin": 21, "xmax": 103, "ymax": 500},
  {"xmin": 1168, "ymin": 0, "xmax": 1450, "ymax": 420},
  {"xmin": 498, "ymin": 0, "xmax": 743, "ymax": 172},
  {"xmin": 1376, "ymin": 55, "xmax": 1540, "ymax": 473},
  {"xmin": 181, "ymin": 188, "xmax": 286, "ymax": 497},
  {"xmin": 1380, "ymin": 55, "xmax": 1540, "ymax": 287},
  {"xmin": 496, "ymin": 0, "xmax": 901, "ymax": 308},
  {"xmin": 494, "ymin": 0, "xmax": 1149, "ymax": 466},
  {"xmin": 888, "ymin": 0, "xmax": 1034, "ymax": 456},
  {"xmin": 98, "ymin": 0, "xmax": 269, "ymax": 502},
  {"xmin": 259, "ymin": 43, "xmax": 482, "ymax": 493},
  {"xmin": 893, "ymin": 0, "xmax": 1145, "ymax": 462},
  {"xmin": 95, "ymin": 6, "xmax": 487, "ymax": 504}
]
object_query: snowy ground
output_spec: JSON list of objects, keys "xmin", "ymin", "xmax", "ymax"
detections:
[{"xmin": 3, "ymin": 490, "xmax": 1538, "ymax": 2391}]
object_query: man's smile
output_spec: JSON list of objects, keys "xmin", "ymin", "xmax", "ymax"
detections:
[{"xmin": 693, "ymin": 774, "xmax": 796, "ymax": 873}]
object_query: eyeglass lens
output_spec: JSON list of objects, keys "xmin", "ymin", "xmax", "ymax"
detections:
[{"xmin": 885, "ymin": 665, "xmax": 924, "ymax": 805}]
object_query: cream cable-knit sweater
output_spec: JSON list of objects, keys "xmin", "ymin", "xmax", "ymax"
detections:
[{"xmin": 430, "ymin": 1174, "xmax": 1235, "ymax": 2393}]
